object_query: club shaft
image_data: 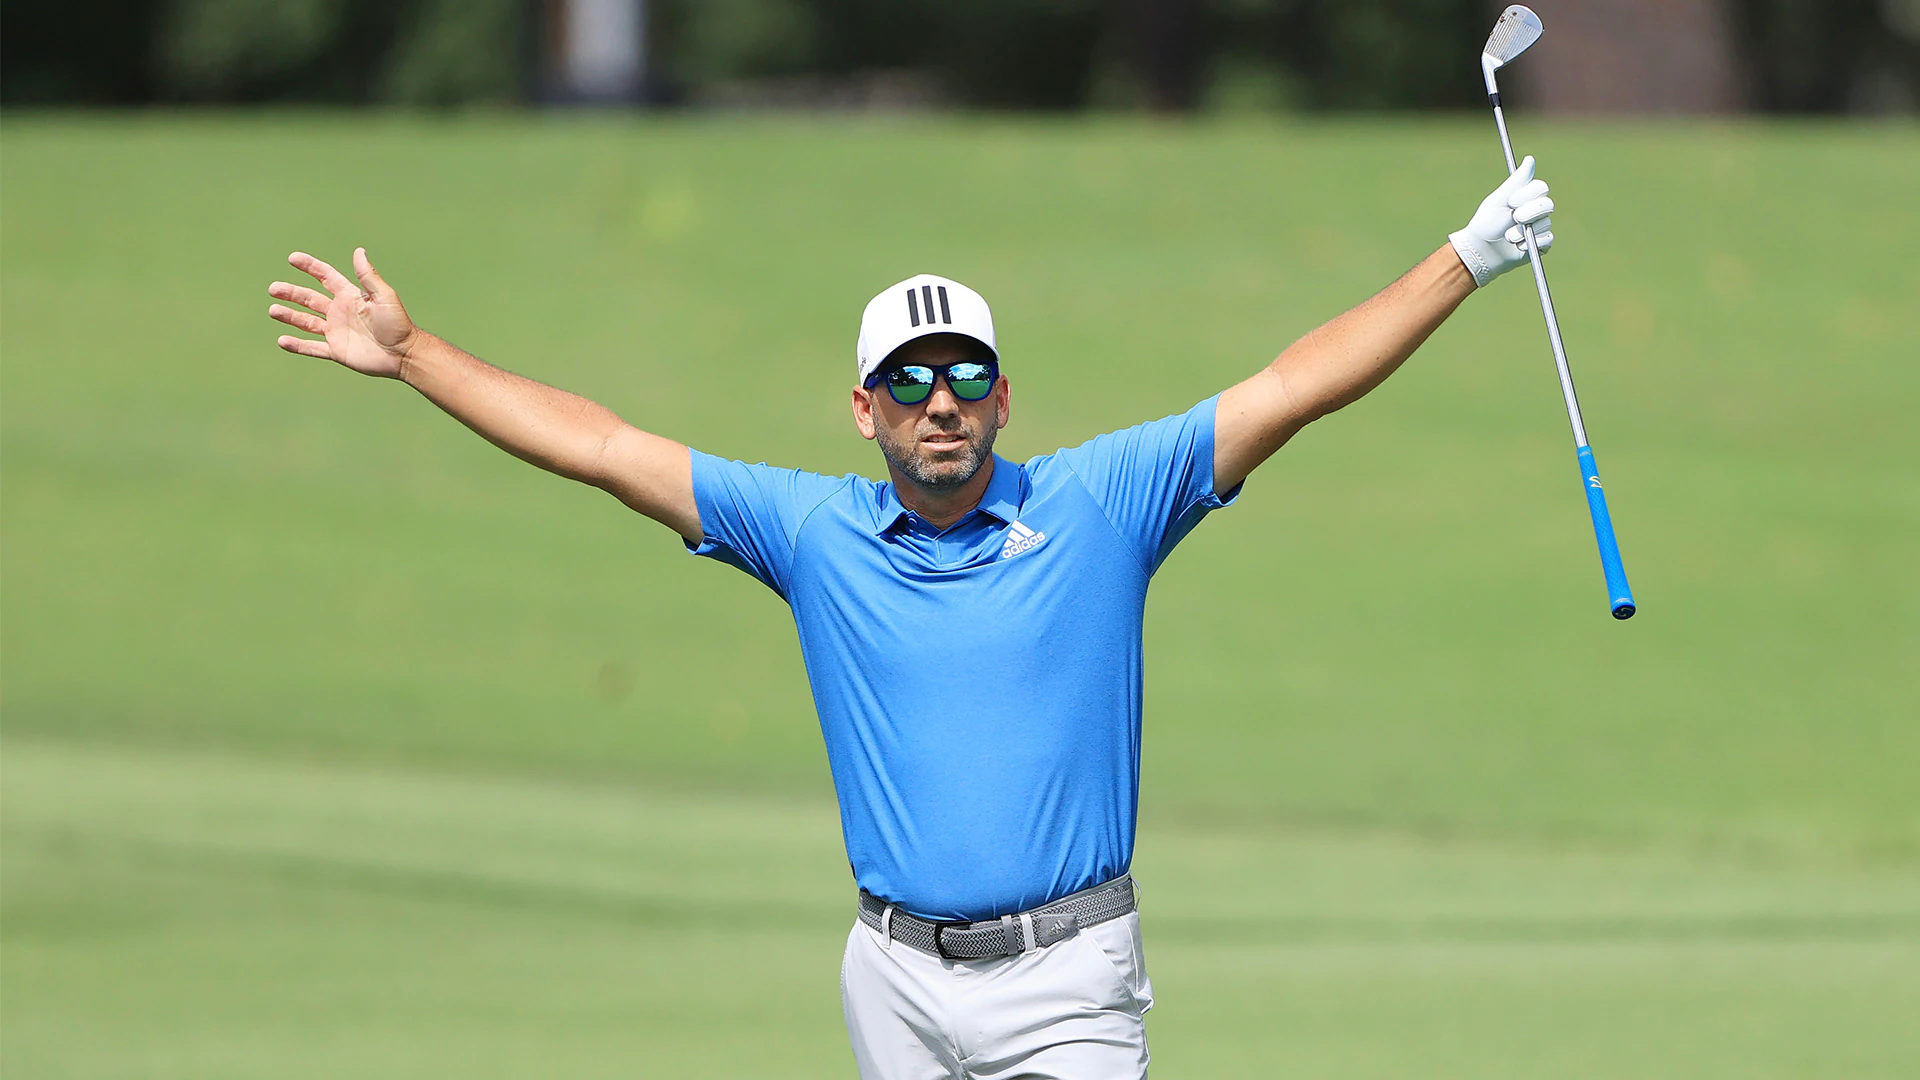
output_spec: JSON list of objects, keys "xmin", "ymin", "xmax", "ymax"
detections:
[
  {"xmin": 1487, "ymin": 93, "xmax": 1634, "ymax": 618},
  {"xmin": 1491, "ymin": 102, "xmax": 1519, "ymax": 172},
  {"xmin": 1492, "ymin": 104, "xmax": 1587, "ymax": 447}
]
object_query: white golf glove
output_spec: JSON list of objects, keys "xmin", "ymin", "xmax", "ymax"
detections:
[{"xmin": 1449, "ymin": 155, "xmax": 1555, "ymax": 288}]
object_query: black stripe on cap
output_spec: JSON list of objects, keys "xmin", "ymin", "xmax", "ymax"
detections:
[
  {"xmin": 906, "ymin": 288, "xmax": 920, "ymax": 327},
  {"xmin": 937, "ymin": 285, "xmax": 951, "ymax": 323},
  {"xmin": 922, "ymin": 285, "xmax": 936, "ymax": 327}
]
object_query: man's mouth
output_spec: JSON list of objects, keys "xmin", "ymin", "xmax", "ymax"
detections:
[{"xmin": 920, "ymin": 432, "xmax": 967, "ymax": 451}]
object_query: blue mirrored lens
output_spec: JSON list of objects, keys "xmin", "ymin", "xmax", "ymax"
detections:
[
  {"xmin": 945, "ymin": 363, "xmax": 995, "ymax": 401},
  {"xmin": 884, "ymin": 366, "xmax": 936, "ymax": 404}
]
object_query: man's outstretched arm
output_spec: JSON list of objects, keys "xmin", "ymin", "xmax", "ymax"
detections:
[
  {"xmin": 268, "ymin": 249, "xmax": 700, "ymax": 543},
  {"xmin": 1214, "ymin": 157, "xmax": 1555, "ymax": 492}
]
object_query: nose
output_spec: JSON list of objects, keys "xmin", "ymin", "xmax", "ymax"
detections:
[{"xmin": 923, "ymin": 374, "xmax": 962, "ymax": 415}]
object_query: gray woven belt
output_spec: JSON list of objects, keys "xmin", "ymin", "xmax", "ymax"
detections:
[{"xmin": 857, "ymin": 875, "xmax": 1136, "ymax": 960}]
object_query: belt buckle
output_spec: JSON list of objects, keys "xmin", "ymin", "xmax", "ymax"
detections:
[{"xmin": 932, "ymin": 922, "xmax": 956, "ymax": 960}]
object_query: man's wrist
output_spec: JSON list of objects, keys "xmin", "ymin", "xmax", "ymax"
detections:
[
  {"xmin": 394, "ymin": 329, "xmax": 436, "ymax": 386},
  {"xmin": 1447, "ymin": 230, "xmax": 1495, "ymax": 289}
]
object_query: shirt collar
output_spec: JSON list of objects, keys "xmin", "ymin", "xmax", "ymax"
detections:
[
  {"xmin": 872, "ymin": 454, "xmax": 1022, "ymax": 536},
  {"xmin": 974, "ymin": 454, "xmax": 1023, "ymax": 524}
]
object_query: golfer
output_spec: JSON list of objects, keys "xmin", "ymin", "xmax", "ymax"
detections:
[{"xmin": 267, "ymin": 159, "xmax": 1555, "ymax": 1078}]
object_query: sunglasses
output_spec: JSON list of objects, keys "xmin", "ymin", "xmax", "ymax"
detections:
[{"xmin": 864, "ymin": 361, "xmax": 999, "ymax": 406}]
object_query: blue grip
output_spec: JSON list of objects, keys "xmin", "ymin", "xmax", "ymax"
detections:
[{"xmin": 1575, "ymin": 445, "xmax": 1636, "ymax": 619}]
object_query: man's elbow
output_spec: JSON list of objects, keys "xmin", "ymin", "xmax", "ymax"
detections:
[{"xmin": 579, "ymin": 424, "xmax": 638, "ymax": 490}]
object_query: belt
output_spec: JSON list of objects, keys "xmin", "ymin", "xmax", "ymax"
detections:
[{"xmin": 857, "ymin": 875, "xmax": 1136, "ymax": 960}]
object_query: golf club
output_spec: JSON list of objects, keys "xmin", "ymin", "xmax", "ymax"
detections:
[{"xmin": 1482, "ymin": 5, "xmax": 1637, "ymax": 620}]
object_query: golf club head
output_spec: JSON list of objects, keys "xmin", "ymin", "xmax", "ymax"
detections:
[{"xmin": 1481, "ymin": 5, "xmax": 1544, "ymax": 94}]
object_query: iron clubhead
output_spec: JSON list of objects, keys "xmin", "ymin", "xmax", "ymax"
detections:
[{"xmin": 1481, "ymin": 5, "xmax": 1544, "ymax": 93}]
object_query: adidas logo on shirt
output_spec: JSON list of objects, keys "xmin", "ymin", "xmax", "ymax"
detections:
[{"xmin": 1001, "ymin": 520, "xmax": 1048, "ymax": 560}]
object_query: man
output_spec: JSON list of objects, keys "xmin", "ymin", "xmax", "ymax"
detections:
[{"xmin": 266, "ymin": 156, "xmax": 1555, "ymax": 1078}]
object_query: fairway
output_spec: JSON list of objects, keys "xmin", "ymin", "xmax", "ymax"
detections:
[
  {"xmin": 9, "ymin": 738, "xmax": 1917, "ymax": 1078},
  {"xmin": 4, "ymin": 114, "xmax": 1917, "ymax": 1076}
]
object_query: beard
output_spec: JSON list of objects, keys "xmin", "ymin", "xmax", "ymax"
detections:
[{"xmin": 875, "ymin": 416, "xmax": 999, "ymax": 490}]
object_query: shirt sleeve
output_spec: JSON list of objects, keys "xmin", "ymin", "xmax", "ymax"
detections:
[
  {"xmin": 1048, "ymin": 394, "xmax": 1240, "ymax": 574},
  {"xmin": 685, "ymin": 449, "xmax": 849, "ymax": 600}
]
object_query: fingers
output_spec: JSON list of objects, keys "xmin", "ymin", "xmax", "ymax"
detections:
[
  {"xmin": 352, "ymin": 247, "xmax": 392, "ymax": 298},
  {"xmin": 277, "ymin": 334, "xmax": 333, "ymax": 360},
  {"xmin": 1512, "ymin": 194, "xmax": 1554, "ymax": 226},
  {"xmin": 268, "ymin": 280, "xmax": 330, "ymax": 314},
  {"xmin": 1533, "ymin": 227, "xmax": 1554, "ymax": 253},
  {"xmin": 268, "ymin": 303, "xmax": 327, "ymax": 335},
  {"xmin": 1505, "ymin": 220, "xmax": 1553, "ymax": 246},
  {"xmin": 1507, "ymin": 178, "xmax": 1548, "ymax": 209},
  {"xmin": 287, "ymin": 251, "xmax": 358, "ymax": 297}
]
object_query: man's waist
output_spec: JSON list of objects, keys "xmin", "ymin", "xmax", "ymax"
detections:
[{"xmin": 857, "ymin": 874, "xmax": 1136, "ymax": 960}]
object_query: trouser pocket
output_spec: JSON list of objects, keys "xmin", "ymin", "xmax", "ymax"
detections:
[{"xmin": 1084, "ymin": 913, "xmax": 1152, "ymax": 1013}]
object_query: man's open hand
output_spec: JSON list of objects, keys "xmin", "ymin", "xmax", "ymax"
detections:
[{"xmin": 268, "ymin": 249, "xmax": 417, "ymax": 378}]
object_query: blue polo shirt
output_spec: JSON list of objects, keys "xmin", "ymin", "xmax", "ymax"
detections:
[{"xmin": 687, "ymin": 396, "xmax": 1236, "ymax": 921}]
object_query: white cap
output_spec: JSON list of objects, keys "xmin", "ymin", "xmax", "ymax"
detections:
[{"xmin": 855, "ymin": 274, "xmax": 997, "ymax": 385}]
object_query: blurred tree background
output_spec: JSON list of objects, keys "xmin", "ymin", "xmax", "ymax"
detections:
[{"xmin": 3, "ymin": 0, "xmax": 1916, "ymax": 111}]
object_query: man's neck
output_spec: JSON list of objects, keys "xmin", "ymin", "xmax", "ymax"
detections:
[{"xmin": 889, "ymin": 456, "xmax": 995, "ymax": 531}]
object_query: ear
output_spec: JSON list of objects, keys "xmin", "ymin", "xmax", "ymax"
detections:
[
  {"xmin": 851, "ymin": 386, "xmax": 878, "ymax": 441},
  {"xmin": 994, "ymin": 375, "xmax": 1011, "ymax": 429}
]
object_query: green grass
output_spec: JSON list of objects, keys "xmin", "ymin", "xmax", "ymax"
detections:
[
  {"xmin": 9, "ymin": 737, "xmax": 1916, "ymax": 1078},
  {"xmin": 4, "ymin": 113, "xmax": 1917, "ymax": 1077}
]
